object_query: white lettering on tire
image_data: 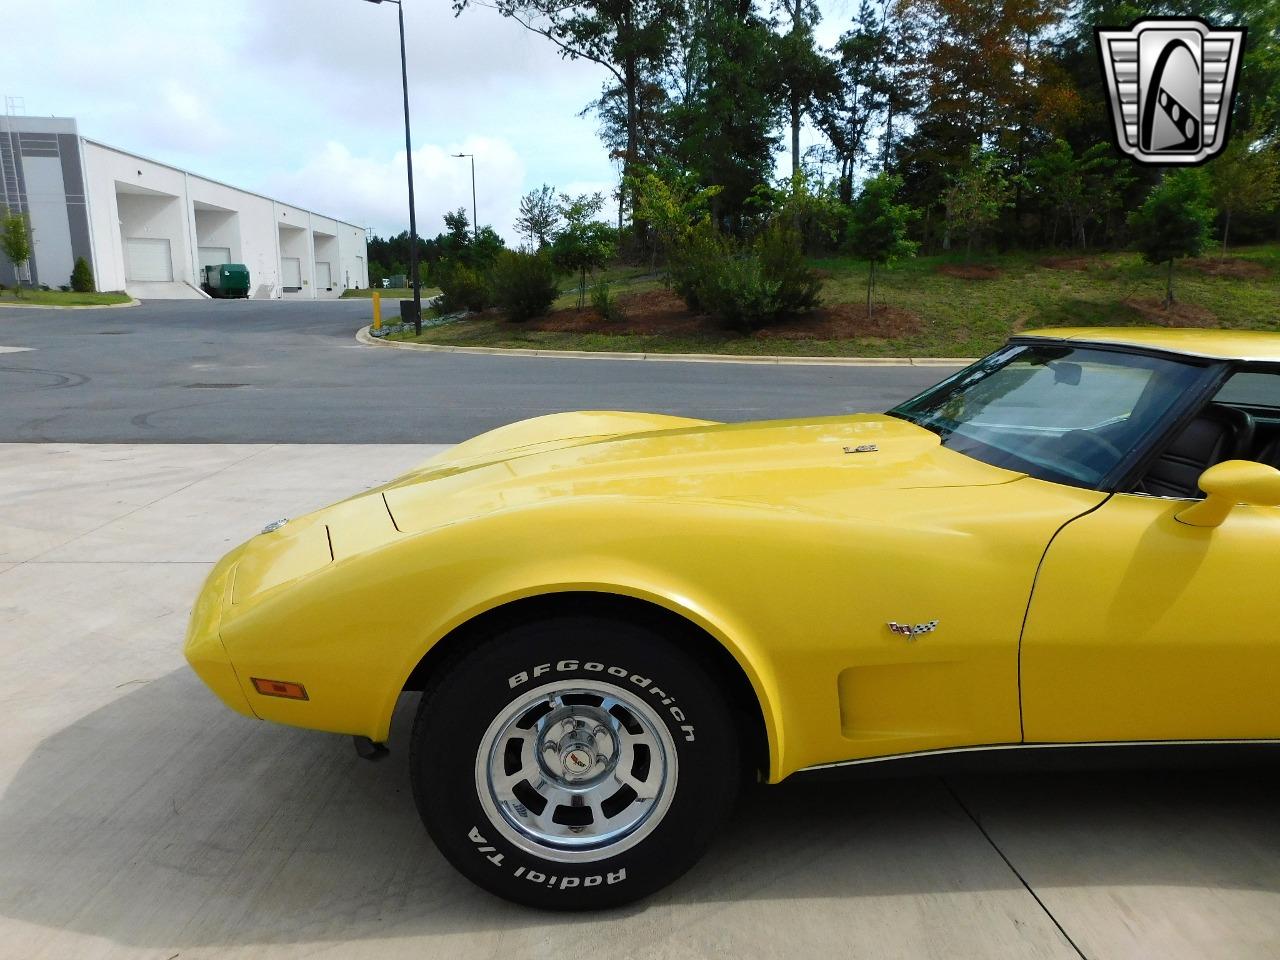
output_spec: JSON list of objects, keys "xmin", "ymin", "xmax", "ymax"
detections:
[
  {"xmin": 509, "ymin": 862, "xmax": 628, "ymax": 887},
  {"xmin": 505, "ymin": 659, "xmax": 696, "ymax": 740},
  {"xmin": 467, "ymin": 826, "xmax": 506, "ymax": 867}
]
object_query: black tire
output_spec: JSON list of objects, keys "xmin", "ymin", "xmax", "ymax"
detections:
[{"xmin": 410, "ymin": 614, "xmax": 741, "ymax": 909}]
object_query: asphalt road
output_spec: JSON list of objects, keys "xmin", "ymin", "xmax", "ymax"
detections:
[{"xmin": 0, "ymin": 299, "xmax": 957, "ymax": 443}]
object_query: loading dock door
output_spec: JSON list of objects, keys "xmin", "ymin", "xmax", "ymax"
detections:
[
  {"xmin": 281, "ymin": 257, "xmax": 302, "ymax": 290},
  {"xmin": 125, "ymin": 238, "xmax": 174, "ymax": 282},
  {"xmin": 316, "ymin": 261, "xmax": 332, "ymax": 290},
  {"xmin": 199, "ymin": 246, "xmax": 231, "ymax": 269}
]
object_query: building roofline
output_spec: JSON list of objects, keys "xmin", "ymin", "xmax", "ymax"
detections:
[{"xmin": 80, "ymin": 136, "xmax": 366, "ymax": 233}]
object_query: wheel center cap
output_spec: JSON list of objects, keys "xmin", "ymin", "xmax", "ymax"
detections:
[{"xmin": 560, "ymin": 745, "xmax": 595, "ymax": 780}]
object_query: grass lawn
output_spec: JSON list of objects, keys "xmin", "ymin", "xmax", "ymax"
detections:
[
  {"xmin": 0, "ymin": 289, "xmax": 132, "ymax": 307},
  {"xmin": 341, "ymin": 287, "xmax": 441, "ymax": 300},
  {"xmin": 388, "ymin": 245, "xmax": 1280, "ymax": 358}
]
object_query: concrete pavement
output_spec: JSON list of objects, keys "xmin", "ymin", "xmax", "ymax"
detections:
[
  {"xmin": 4, "ymin": 443, "xmax": 1280, "ymax": 959},
  {"xmin": 0, "ymin": 300, "xmax": 955, "ymax": 443}
]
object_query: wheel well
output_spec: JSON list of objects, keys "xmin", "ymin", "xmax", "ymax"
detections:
[{"xmin": 401, "ymin": 591, "xmax": 770, "ymax": 781}]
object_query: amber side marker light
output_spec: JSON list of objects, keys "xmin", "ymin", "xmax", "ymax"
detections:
[{"xmin": 251, "ymin": 678, "xmax": 309, "ymax": 701}]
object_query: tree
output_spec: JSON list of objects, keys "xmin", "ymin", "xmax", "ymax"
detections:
[
  {"xmin": 666, "ymin": 1, "xmax": 779, "ymax": 231},
  {"xmin": 774, "ymin": 0, "xmax": 833, "ymax": 176},
  {"xmin": 1128, "ymin": 169, "xmax": 1214, "ymax": 308},
  {"xmin": 514, "ymin": 184, "xmax": 562, "ymax": 250},
  {"xmin": 436, "ymin": 209, "xmax": 505, "ymax": 269},
  {"xmin": 1, "ymin": 207, "xmax": 32, "ymax": 296},
  {"xmin": 1211, "ymin": 129, "xmax": 1280, "ymax": 258},
  {"xmin": 943, "ymin": 147, "xmax": 1010, "ymax": 257},
  {"xmin": 70, "ymin": 256, "xmax": 95, "ymax": 293},
  {"xmin": 552, "ymin": 193, "xmax": 617, "ymax": 306},
  {"xmin": 1029, "ymin": 139, "xmax": 1132, "ymax": 249},
  {"xmin": 813, "ymin": 0, "xmax": 890, "ymax": 203},
  {"xmin": 629, "ymin": 163, "xmax": 722, "ymax": 267},
  {"xmin": 455, "ymin": 0, "xmax": 679, "ymax": 227},
  {"xmin": 846, "ymin": 173, "xmax": 918, "ymax": 318}
]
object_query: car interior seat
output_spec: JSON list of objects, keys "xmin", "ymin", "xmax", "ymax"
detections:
[
  {"xmin": 1135, "ymin": 404, "xmax": 1255, "ymax": 499},
  {"xmin": 1255, "ymin": 431, "xmax": 1280, "ymax": 470}
]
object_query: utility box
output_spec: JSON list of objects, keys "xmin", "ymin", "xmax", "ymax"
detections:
[
  {"xmin": 202, "ymin": 263, "xmax": 250, "ymax": 299},
  {"xmin": 388, "ymin": 274, "xmax": 407, "ymax": 289}
]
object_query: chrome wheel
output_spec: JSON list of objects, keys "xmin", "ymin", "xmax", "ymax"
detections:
[{"xmin": 475, "ymin": 680, "xmax": 677, "ymax": 863}]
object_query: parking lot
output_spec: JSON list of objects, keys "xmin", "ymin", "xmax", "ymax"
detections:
[
  {"xmin": 3, "ymin": 303, "xmax": 1280, "ymax": 959},
  {"xmin": 0, "ymin": 300, "xmax": 948, "ymax": 444}
]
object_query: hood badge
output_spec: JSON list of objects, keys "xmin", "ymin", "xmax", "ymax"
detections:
[
  {"xmin": 844, "ymin": 444, "xmax": 879, "ymax": 454},
  {"xmin": 261, "ymin": 518, "xmax": 290, "ymax": 534},
  {"xmin": 888, "ymin": 620, "xmax": 939, "ymax": 641}
]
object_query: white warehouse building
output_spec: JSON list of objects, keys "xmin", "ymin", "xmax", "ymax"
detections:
[{"xmin": 0, "ymin": 116, "xmax": 368, "ymax": 299}]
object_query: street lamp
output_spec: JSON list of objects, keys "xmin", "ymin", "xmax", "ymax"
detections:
[
  {"xmin": 363, "ymin": 0, "xmax": 422, "ymax": 335},
  {"xmin": 452, "ymin": 153, "xmax": 478, "ymax": 241}
]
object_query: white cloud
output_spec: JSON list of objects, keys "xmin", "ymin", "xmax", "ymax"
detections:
[
  {"xmin": 2, "ymin": 0, "xmax": 855, "ymax": 242},
  {"xmin": 265, "ymin": 136, "xmax": 527, "ymax": 240}
]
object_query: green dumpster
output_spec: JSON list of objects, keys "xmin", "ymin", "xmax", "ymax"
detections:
[{"xmin": 202, "ymin": 263, "xmax": 250, "ymax": 299}]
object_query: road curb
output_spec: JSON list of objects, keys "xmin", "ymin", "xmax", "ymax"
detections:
[
  {"xmin": 354, "ymin": 326, "xmax": 972, "ymax": 368},
  {"xmin": 0, "ymin": 297, "xmax": 140, "ymax": 311}
]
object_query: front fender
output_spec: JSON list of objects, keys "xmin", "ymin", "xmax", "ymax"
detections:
[{"xmin": 220, "ymin": 496, "xmax": 788, "ymax": 780}]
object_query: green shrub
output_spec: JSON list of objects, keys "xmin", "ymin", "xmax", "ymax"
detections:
[
  {"xmin": 667, "ymin": 224, "xmax": 726, "ymax": 313},
  {"xmin": 669, "ymin": 220, "xmax": 821, "ymax": 332},
  {"xmin": 434, "ymin": 260, "xmax": 490, "ymax": 314},
  {"xmin": 590, "ymin": 282, "xmax": 625, "ymax": 321},
  {"xmin": 70, "ymin": 256, "xmax": 95, "ymax": 293},
  {"xmin": 492, "ymin": 249, "xmax": 558, "ymax": 321}
]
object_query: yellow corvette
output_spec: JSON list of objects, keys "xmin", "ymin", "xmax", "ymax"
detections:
[{"xmin": 187, "ymin": 327, "xmax": 1280, "ymax": 908}]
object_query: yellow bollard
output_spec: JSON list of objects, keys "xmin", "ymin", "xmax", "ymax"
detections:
[{"xmin": 372, "ymin": 291, "xmax": 382, "ymax": 331}]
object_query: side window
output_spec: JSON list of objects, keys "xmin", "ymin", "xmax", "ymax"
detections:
[
  {"xmin": 1215, "ymin": 371, "xmax": 1280, "ymax": 409},
  {"xmin": 1215, "ymin": 369, "xmax": 1280, "ymax": 468},
  {"xmin": 1133, "ymin": 367, "xmax": 1280, "ymax": 499}
]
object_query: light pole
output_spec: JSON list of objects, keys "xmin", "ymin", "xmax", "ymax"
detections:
[
  {"xmin": 364, "ymin": 0, "xmax": 421, "ymax": 335},
  {"xmin": 452, "ymin": 153, "xmax": 477, "ymax": 241}
]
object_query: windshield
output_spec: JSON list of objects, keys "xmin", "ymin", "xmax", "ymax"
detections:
[{"xmin": 890, "ymin": 343, "xmax": 1211, "ymax": 487}]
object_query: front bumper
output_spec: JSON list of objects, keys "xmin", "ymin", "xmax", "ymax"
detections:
[{"xmin": 184, "ymin": 546, "xmax": 256, "ymax": 719}]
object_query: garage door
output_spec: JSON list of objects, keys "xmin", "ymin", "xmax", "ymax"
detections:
[
  {"xmin": 315, "ymin": 261, "xmax": 332, "ymax": 290},
  {"xmin": 199, "ymin": 246, "xmax": 231, "ymax": 269},
  {"xmin": 125, "ymin": 238, "xmax": 173, "ymax": 282},
  {"xmin": 281, "ymin": 257, "xmax": 302, "ymax": 290}
]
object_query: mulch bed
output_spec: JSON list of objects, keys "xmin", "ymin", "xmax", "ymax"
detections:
[
  {"xmin": 526, "ymin": 289, "xmax": 704, "ymax": 335},
  {"xmin": 1122, "ymin": 297, "xmax": 1217, "ymax": 328},
  {"xmin": 754, "ymin": 303, "xmax": 923, "ymax": 340},
  {"xmin": 522, "ymin": 288, "xmax": 923, "ymax": 341},
  {"xmin": 1183, "ymin": 257, "xmax": 1272, "ymax": 279},
  {"xmin": 935, "ymin": 263, "xmax": 1004, "ymax": 280},
  {"xmin": 1040, "ymin": 256, "xmax": 1094, "ymax": 271}
]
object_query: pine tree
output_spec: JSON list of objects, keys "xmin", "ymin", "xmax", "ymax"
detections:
[
  {"xmin": 70, "ymin": 256, "xmax": 95, "ymax": 293},
  {"xmin": 1128, "ymin": 169, "xmax": 1214, "ymax": 308},
  {"xmin": 847, "ymin": 173, "xmax": 918, "ymax": 318}
]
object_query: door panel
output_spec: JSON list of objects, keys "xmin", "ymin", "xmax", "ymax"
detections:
[
  {"xmin": 199, "ymin": 246, "xmax": 230, "ymax": 268},
  {"xmin": 1022, "ymin": 492, "xmax": 1280, "ymax": 742},
  {"xmin": 783, "ymin": 476, "xmax": 1104, "ymax": 769},
  {"xmin": 125, "ymin": 238, "xmax": 172, "ymax": 282},
  {"xmin": 281, "ymin": 257, "xmax": 302, "ymax": 289}
]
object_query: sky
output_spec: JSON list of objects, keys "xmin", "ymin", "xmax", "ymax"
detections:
[{"xmin": 5, "ymin": 0, "xmax": 850, "ymax": 243}]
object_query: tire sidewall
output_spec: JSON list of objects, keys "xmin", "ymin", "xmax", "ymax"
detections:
[{"xmin": 411, "ymin": 616, "xmax": 739, "ymax": 909}]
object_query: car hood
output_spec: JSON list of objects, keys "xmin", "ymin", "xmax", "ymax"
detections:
[
  {"xmin": 380, "ymin": 411, "xmax": 1022, "ymax": 535},
  {"xmin": 228, "ymin": 411, "xmax": 1022, "ymax": 605}
]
